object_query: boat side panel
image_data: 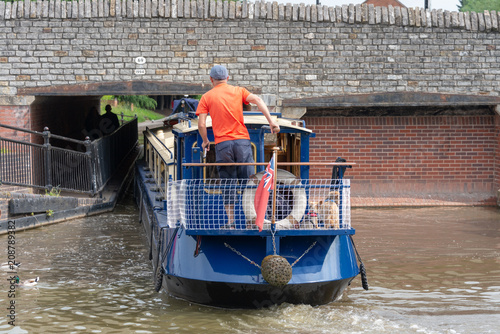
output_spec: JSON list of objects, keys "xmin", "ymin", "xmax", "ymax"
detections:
[
  {"xmin": 135, "ymin": 162, "xmax": 172, "ymax": 271},
  {"xmin": 282, "ymin": 234, "xmax": 360, "ymax": 283},
  {"xmin": 164, "ymin": 233, "xmax": 359, "ymax": 284},
  {"xmin": 165, "ymin": 234, "xmax": 266, "ymax": 283},
  {"xmin": 135, "ymin": 166, "xmax": 153, "ymax": 245}
]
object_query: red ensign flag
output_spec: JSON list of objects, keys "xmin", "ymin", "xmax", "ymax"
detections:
[{"xmin": 254, "ymin": 156, "xmax": 275, "ymax": 232}]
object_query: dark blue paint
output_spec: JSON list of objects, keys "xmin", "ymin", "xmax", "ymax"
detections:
[{"xmin": 134, "ymin": 115, "xmax": 361, "ymax": 307}]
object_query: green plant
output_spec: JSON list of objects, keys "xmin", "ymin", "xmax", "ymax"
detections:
[
  {"xmin": 46, "ymin": 209, "xmax": 54, "ymax": 217},
  {"xmin": 45, "ymin": 186, "xmax": 61, "ymax": 197},
  {"xmin": 99, "ymin": 98, "xmax": 164, "ymax": 123},
  {"xmin": 458, "ymin": 0, "xmax": 500, "ymax": 11},
  {"xmin": 114, "ymin": 95, "xmax": 158, "ymax": 111}
]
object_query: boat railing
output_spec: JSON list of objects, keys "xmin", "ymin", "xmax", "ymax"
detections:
[
  {"xmin": 164, "ymin": 177, "xmax": 351, "ymax": 232},
  {"xmin": 143, "ymin": 127, "xmax": 176, "ymax": 200},
  {"xmin": 142, "ymin": 131, "xmax": 354, "ymax": 232}
]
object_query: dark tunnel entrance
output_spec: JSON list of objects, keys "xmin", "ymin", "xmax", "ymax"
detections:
[{"xmin": 19, "ymin": 80, "xmax": 211, "ymax": 141}]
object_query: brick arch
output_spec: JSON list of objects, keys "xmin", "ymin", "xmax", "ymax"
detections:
[{"xmin": 18, "ymin": 80, "xmax": 212, "ymax": 97}]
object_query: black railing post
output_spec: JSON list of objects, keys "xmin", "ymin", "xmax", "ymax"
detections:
[
  {"xmin": 84, "ymin": 136, "xmax": 97, "ymax": 196},
  {"xmin": 43, "ymin": 127, "xmax": 52, "ymax": 191}
]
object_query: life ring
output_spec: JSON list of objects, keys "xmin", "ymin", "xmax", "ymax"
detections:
[{"xmin": 242, "ymin": 169, "xmax": 307, "ymax": 230}]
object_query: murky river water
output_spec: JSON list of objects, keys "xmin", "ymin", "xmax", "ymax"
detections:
[{"xmin": 1, "ymin": 194, "xmax": 499, "ymax": 334}]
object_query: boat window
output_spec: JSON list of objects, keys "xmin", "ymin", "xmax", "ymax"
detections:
[
  {"xmin": 264, "ymin": 133, "xmax": 301, "ymax": 178},
  {"xmin": 203, "ymin": 144, "xmax": 219, "ymax": 179},
  {"xmin": 174, "ymin": 140, "xmax": 178, "ymax": 162}
]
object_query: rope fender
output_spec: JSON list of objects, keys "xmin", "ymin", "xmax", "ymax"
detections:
[{"xmin": 349, "ymin": 235, "xmax": 369, "ymax": 291}]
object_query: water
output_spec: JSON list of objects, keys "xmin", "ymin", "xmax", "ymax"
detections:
[{"xmin": 1, "ymin": 195, "xmax": 499, "ymax": 334}]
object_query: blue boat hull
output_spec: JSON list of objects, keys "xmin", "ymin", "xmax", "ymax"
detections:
[{"xmin": 134, "ymin": 162, "xmax": 361, "ymax": 308}]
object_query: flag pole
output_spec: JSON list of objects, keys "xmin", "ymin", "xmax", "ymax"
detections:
[{"xmin": 271, "ymin": 147, "xmax": 279, "ymax": 228}]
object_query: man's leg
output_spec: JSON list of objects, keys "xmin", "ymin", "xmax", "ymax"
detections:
[
  {"xmin": 234, "ymin": 139, "xmax": 255, "ymax": 179},
  {"xmin": 224, "ymin": 203, "xmax": 235, "ymax": 227},
  {"xmin": 216, "ymin": 141, "xmax": 237, "ymax": 226},
  {"xmin": 234, "ymin": 140, "xmax": 255, "ymax": 228}
]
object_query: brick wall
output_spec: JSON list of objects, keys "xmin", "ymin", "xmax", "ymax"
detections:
[
  {"xmin": 496, "ymin": 113, "xmax": 500, "ymax": 191},
  {"xmin": 0, "ymin": 106, "xmax": 30, "ymax": 140},
  {"xmin": 0, "ymin": 106, "xmax": 32, "ymax": 219},
  {"xmin": 305, "ymin": 114, "xmax": 497, "ymax": 197}
]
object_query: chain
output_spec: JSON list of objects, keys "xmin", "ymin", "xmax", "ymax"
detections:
[
  {"xmin": 291, "ymin": 241, "xmax": 317, "ymax": 267},
  {"xmin": 225, "ymin": 238, "xmax": 317, "ymax": 269},
  {"xmin": 224, "ymin": 242, "xmax": 261, "ymax": 269},
  {"xmin": 271, "ymin": 229, "xmax": 277, "ymax": 255}
]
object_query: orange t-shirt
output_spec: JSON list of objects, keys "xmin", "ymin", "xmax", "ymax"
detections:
[{"xmin": 196, "ymin": 83, "xmax": 251, "ymax": 144}]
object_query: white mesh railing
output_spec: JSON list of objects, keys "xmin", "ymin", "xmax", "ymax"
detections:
[{"xmin": 166, "ymin": 178, "xmax": 351, "ymax": 231}]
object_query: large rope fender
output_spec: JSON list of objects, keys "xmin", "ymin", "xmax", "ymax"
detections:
[
  {"xmin": 242, "ymin": 169, "xmax": 307, "ymax": 229},
  {"xmin": 261, "ymin": 255, "xmax": 292, "ymax": 287}
]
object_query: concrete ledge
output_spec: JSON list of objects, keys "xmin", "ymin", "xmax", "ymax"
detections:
[
  {"xmin": 9, "ymin": 196, "xmax": 79, "ymax": 215},
  {"xmin": 351, "ymin": 194, "xmax": 498, "ymax": 208},
  {"xmin": 0, "ymin": 200, "xmax": 114, "ymax": 234}
]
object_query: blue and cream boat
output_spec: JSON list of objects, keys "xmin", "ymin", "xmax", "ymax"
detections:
[{"xmin": 134, "ymin": 106, "xmax": 367, "ymax": 308}]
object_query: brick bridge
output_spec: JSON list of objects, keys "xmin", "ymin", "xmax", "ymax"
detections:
[{"xmin": 1, "ymin": 1, "xmax": 499, "ymax": 205}]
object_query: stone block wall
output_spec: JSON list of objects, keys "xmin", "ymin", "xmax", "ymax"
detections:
[{"xmin": 0, "ymin": 1, "xmax": 499, "ymax": 100}]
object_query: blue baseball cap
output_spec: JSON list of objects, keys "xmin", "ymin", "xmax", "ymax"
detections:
[{"xmin": 210, "ymin": 65, "xmax": 228, "ymax": 80}]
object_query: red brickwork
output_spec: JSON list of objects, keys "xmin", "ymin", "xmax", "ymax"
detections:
[
  {"xmin": 304, "ymin": 115, "xmax": 497, "ymax": 198},
  {"xmin": 30, "ymin": 96, "xmax": 101, "ymax": 145},
  {"xmin": 363, "ymin": 0, "xmax": 406, "ymax": 8},
  {"xmin": 0, "ymin": 106, "xmax": 33, "ymax": 212},
  {"xmin": 0, "ymin": 106, "xmax": 30, "ymax": 140},
  {"xmin": 495, "ymin": 113, "xmax": 500, "ymax": 191}
]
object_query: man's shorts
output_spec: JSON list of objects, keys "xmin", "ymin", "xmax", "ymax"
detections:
[
  {"xmin": 215, "ymin": 139, "xmax": 255, "ymax": 204},
  {"xmin": 215, "ymin": 139, "xmax": 255, "ymax": 179}
]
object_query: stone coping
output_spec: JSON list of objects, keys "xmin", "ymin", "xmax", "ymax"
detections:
[{"xmin": 0, "ymin": 0, "xmax": 499, "ymax": 34}]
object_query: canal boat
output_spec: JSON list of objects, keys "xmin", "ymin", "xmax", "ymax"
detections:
[{"xmin": 134, "ymin": 104, "xmax": 367, "ymax": 308}]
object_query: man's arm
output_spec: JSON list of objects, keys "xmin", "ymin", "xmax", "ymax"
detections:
[
  {"xmin": 246, "ymin": 94, "xmax": 280, "ymax": 134},
  {"xmin": 198, "ymin": 113, "xmax": 210, "ymax": 151}
]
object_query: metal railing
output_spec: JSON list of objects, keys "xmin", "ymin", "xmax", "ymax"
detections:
[
  {"xmin": 93, "ymin": 117, "xmax": 138, "ymax": 193},
  {"xmin": 165, "ymin": 178, "xmax": 351, "ymax": 231},
  {"xmin": 0, "ymin": 118, "xmax": 137, "ymax": 195}
]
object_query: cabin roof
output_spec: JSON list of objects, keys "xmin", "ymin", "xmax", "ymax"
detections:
[{"xmin": 172, "ymin": 115, "xmax": 313, "ymax": 134}]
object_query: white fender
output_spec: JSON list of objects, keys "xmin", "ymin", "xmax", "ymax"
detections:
[
  {"xmin": 167, "ymin": 181, "xmax": 183, "ymax": 228},
  {"xmin": 242, "ymin": 169, "xmax": 307, "ymax": 230}
]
